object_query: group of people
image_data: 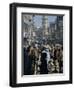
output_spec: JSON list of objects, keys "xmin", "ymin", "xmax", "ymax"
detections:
[{"xmin": 23, "ymin": 43, "xmax": 63, "ymax": 75}]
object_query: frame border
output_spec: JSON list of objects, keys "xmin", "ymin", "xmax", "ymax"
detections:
[{"xmin": 10, "ymin": 3, "xmax": 72, "ymax": 87}]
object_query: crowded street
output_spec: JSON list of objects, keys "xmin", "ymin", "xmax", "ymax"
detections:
[
  {"xmin": 22, "ymin": 14, "xmax": 63, "ymax": 75},
  {"xmin": 23, "ymin": 43, "xmax": 63, "ymax": 75}
]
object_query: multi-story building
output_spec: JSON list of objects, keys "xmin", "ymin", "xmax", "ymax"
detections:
[
  {"xmin": 49, "ymin": 23, "xmax": 57, "ymax": 41},
  {"xmin": 42, "ymin": 16, "xmax": 49, "ymax": 36},
  {"xmin": 49, "ymin": 16, "xmax": 63, "ymax": 45},
  {"xmin": 22, "ymin": 14, "xmax": 36, "ymax": 46},
  {"xmin": 55, "ymin": 16, "xmax": 63, "ymax": 44}
]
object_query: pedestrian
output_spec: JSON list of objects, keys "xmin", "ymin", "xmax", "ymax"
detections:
[
  {"xmin": 40, "ymin": 52, "xmax": 48, "ymax": 74},
  {"xmin": 24, "ymin": 46, "xmax": 32, "ymax": 75}
]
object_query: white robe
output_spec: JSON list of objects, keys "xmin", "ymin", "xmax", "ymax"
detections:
[{"xmin": 42, "ymin": 49, "xmax": 50, "ymax": 65}]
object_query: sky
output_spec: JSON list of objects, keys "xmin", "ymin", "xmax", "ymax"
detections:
[{"xmin": 33, "ymin": 15, "xmax": 57, "ymax": 28}]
